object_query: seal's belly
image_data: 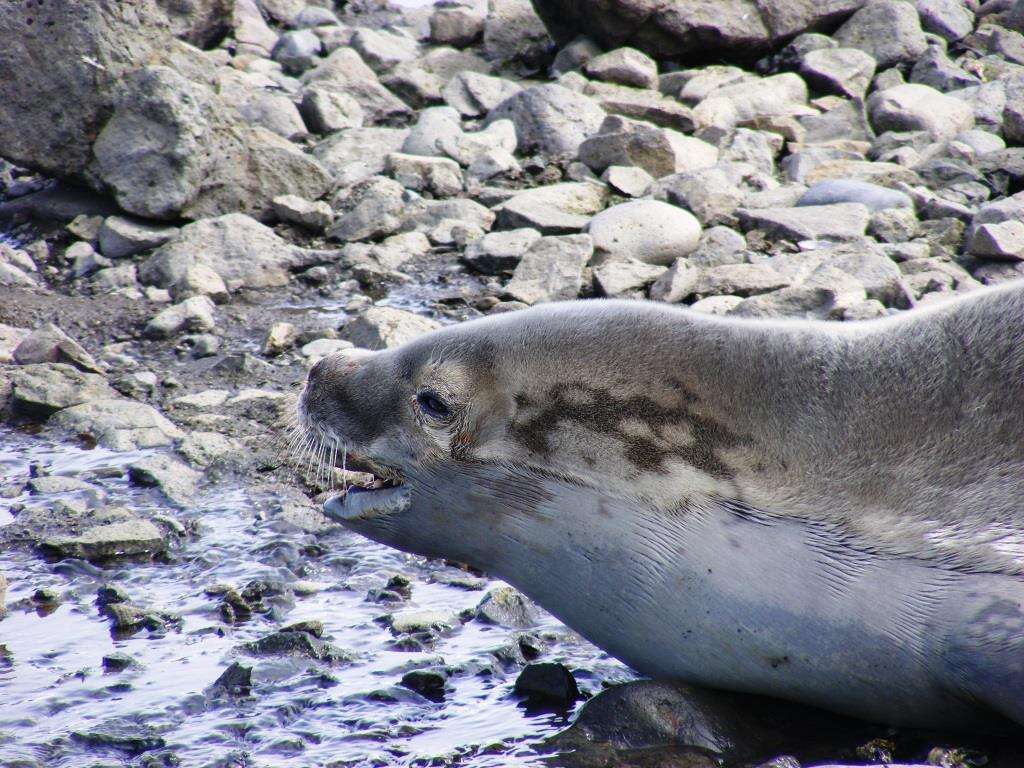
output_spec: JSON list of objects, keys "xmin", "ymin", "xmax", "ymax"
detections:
[{"xmin": 505, "ymin": 498, "xmax": 1019, "ymax": 729}]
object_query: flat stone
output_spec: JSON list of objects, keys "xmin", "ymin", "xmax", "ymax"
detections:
[
  {"xmin": 41, "ymin": 519, "xmax": 165, "ymax": 560},
  {"xmin": 867, "ymin": 83, "xmax": 974, "ymax": 139},
  {"xmin": 504, "ymin": 234, "xmax": 593, "ymax": 304},
  {"xmin": 13, "ymin": 324, "xmax": 102, "ymax": 374},
  {"xmin": 799, "ymin": 48, "xmax": 877, "ymax": 100},
  {"xmin": 300, "ymin": 86, "xmax": 364, "ymax": 134},
  {"xmin": 649, "ymin": 259, "xmax": 702, "ymax": 303},
  {"xmin": 601, "ymin": 165, "xmax": 653, "ymax": 197},
  {"xmin": 495, "ymin": 183, "xmax": 608, "ymax": 235},
  {"xmin": 402, "ymin": 106, "xmax": 463, "ymax": 157},
  {"xmin": 8, "ymin": 363, "xmax": 118, "ymax": 418},
  {"xmin": 144, "ymin": 296, "xmax": 216, "ymax": 340},
  {"xmin": 969, "ymin": 221, "xmax": 1024, "ymax": 260},
  {"xmin": 834, "ymin": 0, "xmax": 928, "ymax": 68},
  {"xmin": 388, "ymin": 609, "xmax": 458, "ymax": 634},
  {"xmin": 690, "ymin": 263, "xmax": 791, "ymax": 299},
  {"xmin": 461, "ymin": 228, "xmax": 542, "ymax": 274},
  {"xmin": 272, "ymin": 195, "xmax": 333, "ymax": 231},
  {"xmin": 50, "ymin": 399, "xmax": 184, "ymax": 451},
  {"xmin": 486, "ymin": 83, "xmax": 606, "ymax": 156},
  {"xmin": 343, "ymin": 307, "xmax": 442, "ymax": 350},
  {"xmin": 313, "ymin": 127, "xmax": 410, "ymax": 187},
  {"xmin": 98, "ymin": 216, "xmax": 178, "ymax": 259},
  {"xmin": 797, "ymin": 180, "xmax": 912, "ymax": 212},
  {"xmin": 329, "ymin": 176, "xmax": 407, "ymax": 243},
  {"xmin": 442, "ymin": 71, "xmax": 522, "ymax": 118},
  {"xmin": 917, "ymin": 0, "xmax": 975, "ymax": 42},
  {"xmin": 586, "ymin": 200, "xmax": 702, "ymax": 265},
  {"xmin": 584, "ymin": 47, "xmax": 658, "ymax": 89},
  {"xmin": 592, "ymin": 259, "xmax": 668, "ymax": 297},
  {"xmin": 386, "ymin": 153, "xmax": 464, "ymax": 197},
  {"xmin": 128, "ymin": 455, "xmax": 201, "ymax": 507},
  {"xmin": 737, "ymin": 203, "xmax": 870, "ymax": 241}
]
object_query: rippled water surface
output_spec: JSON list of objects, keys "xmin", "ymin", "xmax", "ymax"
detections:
[{"xmin": 0, "ymin": 426, "xmax": 633, "ymax": 767}]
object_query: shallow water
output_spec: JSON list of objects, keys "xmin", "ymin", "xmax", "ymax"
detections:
[{"xmin": 0, "ymin": 425, "xmax": 631, "ymax": 767}]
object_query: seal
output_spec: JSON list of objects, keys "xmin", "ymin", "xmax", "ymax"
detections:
[{"xmin": 296, "ymin": 282, "xmax": 1024, "ymax": 732}]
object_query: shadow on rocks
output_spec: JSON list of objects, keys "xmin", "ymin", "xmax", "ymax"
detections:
[{"xmin": 540, "ymin": 679, "xmax": 1024, "ymax": 768}]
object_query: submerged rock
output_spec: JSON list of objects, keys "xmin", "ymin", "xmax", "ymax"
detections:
[
  {"xmin": 513, "ymin": 662, "xmax": 581, "ymax": 707},
  {"xmin": 41, "ymin": 519, "xmax": 166, "ymax": 561}
]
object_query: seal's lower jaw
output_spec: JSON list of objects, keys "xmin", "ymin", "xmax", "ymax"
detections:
[{"xmin": 323, "ymin": 481, "xmax": 410, "ymax": 522}]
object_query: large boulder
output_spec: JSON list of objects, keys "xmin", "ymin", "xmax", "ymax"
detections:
[
  {"xmin": 529, "ymin": 0, "xmax": 866, "ymax": 61},
  {"xmin": 487, "ymin": 84, "xmax": 606, "ymax": 156}
]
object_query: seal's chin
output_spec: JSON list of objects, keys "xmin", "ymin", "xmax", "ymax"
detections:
[{"xmin": 323, "ymin": 483, "xmax": 411, "ymax": 521}]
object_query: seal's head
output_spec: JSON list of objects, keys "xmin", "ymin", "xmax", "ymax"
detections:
[{"xmin": 297, "ymin": 301, "xmax": 751, "ymax": 565}]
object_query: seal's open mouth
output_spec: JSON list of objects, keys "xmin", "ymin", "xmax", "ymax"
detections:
[{"xmin": 323, "ymin": 454, "xmax": 409, "ymax": 522}]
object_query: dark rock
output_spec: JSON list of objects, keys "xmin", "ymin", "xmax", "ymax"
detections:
[
  {"xmin": 211, "ymin": 661, "xmax": 253, "ymax": 695},
  {"xmin": 400, "ymin": 667, "xmax": 449, "ymax": 700},
  {"xmin": 71, "ymin": 718, "xmax": 165, "ymax": 755},
  {"xmin": 475, "ymin": 586, "xmax": 538, "ymax": 628},
  {"xmin": 102, "ymin": 652, "xmax": 137, "ymax": 672},
  {"xmin": 243, "ymin": 630, "xmax": 350, "ymax": 663},
  {"xmin": 513, "ymin": 662, "xmax": 581, "ymax": 707},
  {"xmin": 12, "ymin": 324, "xmax": 102, "ymax": 374}
]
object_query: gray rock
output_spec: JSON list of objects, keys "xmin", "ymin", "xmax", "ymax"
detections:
[
  {"xmin": 551, "ymin": 35, "xmax": 602, "ymax": 76},
  {"xmin": 797, "ymin": 180, "xmax": 913, "ymax": 211},
  {"xmin": 293, "ymin": 6, "xmax": 339, "ymax": 27},
  {"xmin": 719, "ymin": 129, "xmax": 781, "ymax": 176},
  {"xmin": 442, "ymin": 72, "xmax": 522, "ymax": 118},
  {"xmin": 350, "ymin": 28, "xmax": 418, "ymax": 73},
  {"xmin": 386, "ymin": 153, "xmax": 464, "ymax": 197},
  {"xmin": 834, "ymin": 0, "xmax": 928, "ymax": 68},
  {"xmin": 13, "ymin": 324, "xmax": 102, "ymax": 374},
  {"xmin": 738, "ymin": 203, "xmax": 870, "ymax": 241},
  {"xmin": 1002, "ymin": 76, "xmax": 1024, "ymax": 145},
  {"xmin": 128, "ymin": 454, "xmax": 201, "ymax": 507},
  {"xmin": 402, "ymin": 107, "xmax": 463, "ymax": 157},
  {"xmin": 92, "ymin": 265, "xmax": 139, "ymax": 294},
  {"xmin": 50, "ymin": 399, "xmax": 184, "ymax": 450},
  {"xmin": 649, "ymin": 259, "xmax": 701, "ymax": 303},
  {"xmin": 300, "ymin": 87, "xmax": 365, "ymax": 134},
  {"xmin": 313, "ymin": 127, "xmax": 410, "ymax": 187},
  {"xmin": 232, "ymin": 0, "xmax": 278, "ymax": 55},
  {"xmin": 577, "ymin": 117, "xmax": 677, "ymax": 178},
  {"xmin": 7, "ymin": 363, "xmax": 118, "ymax": 417},
  {"xmin": 909, "ymin": 45, "xmax": 980, "ymax": 92},
  {"xmin": 652, "ymin": 166, "xmax": 746, "ymax": 226},
  {"xmin": 382, "ymin": 63, "xmax": 445, "ymax": 110},
  {"xmin": 487, "ymin": 84, "xmax": 606, "ymax": 157},
  {"xmin": 343, "ymin": 307, "xmax": 442, "ymax": 350},
  {"xmin": 483, "ymin": 0, "xmax": 552, "ymax": 67},
  {"xmin": 528, "ymin": 0, "xmax": 865, "ymax": 60},
  {"xmin": 431, "ymin": 3, "xmax": 487, "ymax": 47},
  {"xmin": 690, "ymin": 294, "xmax": 746, "ymax": 314},
  {"xmin": 41, "ymin": 519, "xmax": 166, "ymax": 561},
  {"xmin": 467, "ymin": 148, "xmax": 521, "ymax": 181},
  {"xmin": 475, "ymin": 586, "xmax": 538, "ymax": 627},
  {"xmin": 593, "ymin": 259, "xmax": 668, "ymax": 296},
  {"xmin": 586, "ymin": 200, "xmax": 702, "ymax": 265},
  {"xmin": 514, "ymin": 662, "xmax": 581, "ymax": 707},
  {"xmin": 504, "ymin": 234, "xmax": 593, "ymax": 303},
  {"xmin": 815, "ymin": 242, "xmax": 905, "ymax": 304},
  {"xmin": 601, "ymin": 165, "xmax": 654, "ymax": 197},
  {"xmin": 272, "ymin": 195, "xmax": 334, "ymax": 231},
  {"xmin": 438, "ymin": 120, "xmax": 519, "ymax": 166},
  {"xmin": 142, "ymin": 213, "xmax": 333, "ymax": 290},
  {"xmin": 584, "ymin": 47, "xmax": 658, "ymax": 89},
  {"xmin": 98, "ymin": 216, "xmax": 179, "ymax": 259},
  {"xmin": 692, "ymin": 73, "xmax": 810, "ymax": 132},
  {"xmin": 302, "ymin": 47, "xmax": 412, "ymax": 124},
  {"xmin": 387, "ymin": 608, "xmax": 458, "ymax": 634},
  {"xmin": 583, "ymin": 80, "xmax": 696, "ymax": 133},
  {"xmin": 329, "ymin": 176, "xmax": 407, "ymax": 243},
  {"xmin": 689, "ymin": 226, "xmax": 748, "ymax": 267},
  {"xmin": 462, "ymin": 228, "xmax": 542, "ymax": 274},
  {"xmin": 495, "ymin": 182, "xmax": 608, "ymax": 234},
  {"xmin": 168, "ymin": 265, "xmax": 230, "ymax": 303},
  {"xmin": 954, "ymin": 129, "xmax": 1005, "ymax": 155},
  {"xmin": 244, "ymin": 630, "xmax": 349, "ymax": 662},
  {"xmin": 869, "ymin": 206, "xmax": 921, "ymax": 242},
  {"xmin": 969, "ymin": 220, "xmax": 1024, "ymax": 259},
  {"xmin": 144, "ymin": 296, "xmax": 216, "ymax": 339},
  {"xmin": 69, "ymin": 242, "xmax": 111, "ymax": 279},
  {"xmin": 272, "ymin": 29, "xmax": 323, "ymax": 74},
  {"xmin": 799, "ymin": 47, "xmax": 877, "ymax": 99},
  {"xmin": 867, "ymin": 83, "xmax": 975, "ymax": 139},
  {"xmin": 402, "ymin": 198, "xmax": 496, "ymax": 236},
  {"xmin": 690, "ymin": 263, "xmax": 791, "ymax": 299},
  {"xmin": 917, "ymin": 0, "xmax": 975, "ymax": 41}
]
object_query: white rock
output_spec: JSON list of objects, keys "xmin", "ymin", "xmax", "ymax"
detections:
[
  {"xmin": 144, "ymin": 296, "xmax": 216, "ymax": 339},
  {"xmin": 385, "ymin": 153, "xmax": 464, "ymax": 197},
  {"xmin": 584, "ymin": 47, "xmax": 658, "ymax": 90},
  {"xmin": 969, "ymin": 221, "xmax": 1024, "ymax": 261},
  {"xmin": 504, "ymin": 234, "xmax": 593, "ymax": 304},
  {"xmin": 867, "ymin": 83, "xmax": 975, "ymax": 139},
  {"xmin": 586, "ymin": 200, "xmax": 701, "ymax": 265},
  {"xmin": 272, "ymin": 195, "xmax": 334, "ymax": 230},
  {"xmin": 495, "ymin": 182, "xmax": 609, "ymax": 234}
]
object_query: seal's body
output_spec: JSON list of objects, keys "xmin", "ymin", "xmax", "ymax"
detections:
[{"xmin": 297, "ymin": 282, "xmax": 1024, "ymax": 730}]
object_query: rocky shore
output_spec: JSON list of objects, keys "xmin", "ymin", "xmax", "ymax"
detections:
[{"xmin": 2, "ymin": 0, "xmax": 1024, "ymax": 765}]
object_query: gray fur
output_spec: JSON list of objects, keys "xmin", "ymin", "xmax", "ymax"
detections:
[{"xmin": 298, "ymin": 282, "xmax": 1024, "ymax": 730}]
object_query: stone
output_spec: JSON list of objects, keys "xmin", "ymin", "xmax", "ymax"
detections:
[
  {"xmin": 495, "ymin": 182, "xmax": 608, "ymax": 235},
  {"xmin": 92, "ymin": 265, "xmax": 140, "ymax": 293},
  {"xmin": 272, "ymin": 29, "xmax": 323, "ymax": 74},
  {"xmin": 483, "ymin": 0, "xmax": 552, "ymax": 67},
  {"xmin": 467, "ymin": 148, "xmax": 522, "ymax": 181},
  {"xmin": 232, "ymin": 0, "xmax": 277, "ymax": 55},
  {"xmin": 816, "ymin": 242, "xmax": 905, "ymax": 304},
  {"xmin": 551, "ymin": 36, "xmax": 602, "ymax": 76},
  {"xmin": 211, "ymin": 662, "xmax": 252, "ymax": 695},
  {"xmin": 387, "ymin": 609, "xmax": 459, "ymax": 634},
  {"xmin": 69, "ymin": 242, "xmax": 112, "ymax": 278},
  {"xmin": 142, "ymin": 214, "xmax": 331, "ymax": 291},
  {"xmin": 0, "ymin": 325, "xmax": 31, "ymax": 365},
  {"xmin": 593, "ymin": 259, "xmax": 668, "ymax": 297},
  {"xmin": 584, "ymin": 48, "xmax": 658, "ymax": 90},
  {"xmin": 329, "ymin": 176, "xmax": 407, "ymax": 243},
  {"xmin": 689, "ymin": 226, "xmax": 748, "ymax": 267},
  {"xmin": 969, "ymin": 221, "xmax": 1024, "ymax": 260},
  {"xmin": 1002, "ymin": 77, "xmax": 1024, "ymax": 145},
  {"xmin": 649, "ymin": 259, "xmax": 701, "ymax": 303},
  {"xmin": 302, "ymin": 47, "xmax": 411, "ymax": 124},
  {"xmin": 462, "ymin": 228, "xmax": 542, "ymax": 274},
  {"xmin": 690, "ymin": 263, "xmax": 790, "ymax": 299},
  {"xmin": 301, "ymin": 338, "xmax": 355, "ymax": 362},
  {"xmin": 799, "ymin": 48, "xmax": 877, "ymax": 99},
  {"xmin": 300, "ymin": 87, "xmax": 365, "ymax": 134},
  {"xmin": 689, "ymin": 295, "xmax": 745, "ymax": 314},
  {"xmin": 49, "ymin": 399, "xmax": 184, "ymax": 450},
  {"xmin": 313, "ymin": 127, "xmax": 410, "ymax": 187},
  {"xmin": 719, "ymin": 129, "xmax": 782, "ymax": 176},
  {"xmin": 350, "ymin": 28, "xmax": 419, "ymax": 73},
  {"xmin": 169, "ymin": 265, "xmax": 230, "ymax": 303},
  {"xmin": 834, "ymin": 0, "xmax": 928, "ymax": 68},
  {"xmin": 401, "ymin": 668, "xmax": 449, "ymax": 699},
  {"xmin": 438, "ymin": 121, "xmax": 519, "ymax": 166},
  {"xmin": 475, "ymin": 586, "xmax": 538, "ymax": 627},
  {"xmin": 293, "ymin": 7, "xmax": 339, "ymax": 27},
  {"xmin": 583, "ymin": 81, "xmax": 696, "ymax": 132},
  {"xmin": 263, "ymin": 322, "xmax": 299, "ymax": 356},
  {"xmin": 692, "ymin": 73, "xmax": 810, "ymax": 132},
  {"xmin": 7, "ymin": 363, "xmax": 118, "ymax": 417},
  {"xmin": 504, "ymin": 234, "xmax": 594, "ymax": 303},
  {"xmin": 431, "ymin": 3, "xmax": 487, "ymax": 47},
  {"xmin": 602, "ymin": 165, "xmax": 654, "ymax": 197},
  {"xmin": 272, "ymin": 195, "xmax": 333, "ymax": 231},
  {"xmin": 869, "ymin": 207, "xmax": 921, "ymax": 242},
  {"xmin": 402, "ymin": 107, "xmax": 463, "ymax": 157},
  {"xmin": 514, "ymin": 662, "xmax": 581, "ymax": 707},
  {"xmin": 487, "ymin": 84, "xmax": 606, "ymax": 157},
  {"xmin": 13, "ymin": 324, "xmax": 102, "ymax": 374},
  {"xmin": 909, "ymin": 45, "xmax": 980, "ymax": 92},
  {"xmin": 578, "ymin": 116, "xmax": 718, "ymax": 178},
  {"xmin": 652, "ymin": 166, "xmax": 746, "ymax": 227},
  {"xmin": 586, "ymin": 200, "xmax": 702, "ymax": 266},
  {"xmin": 528, "ymin": 0, "xmax": 865, "ymax": 61},
  {"xmin": 382, "ymin": 64, "xmax": 445, "ymax": 110},
  {"xmin": 386, "ymin": 153, "xmax": 464, "ymax": 197},
  {"xmin": 41, "ymin": 519, "xmax": 165, "ymax": 560},
  {"xmin": 98, "ymin": 217, "xmax": 179, "ymax": 259},
  {"xmin": 917, "ymin": 0, "xmax": 974, "ymax": 41},
  {"xmin": 128, "ymin": 455, "xmax": 201, "ymax": 507},
  {"xmin": 343, "ymin": 307, "xmax": 442, "ymax": 350},
  {"xmin": 738, "ymin": 203, "xmax": 870, "ymax": 241},
  {"xmin": 244, "ymin": 630, "xmax": 349, "ymax": 662},
  {"xmin": 797, "ymin": 180, "xmax": 913, "ymax": 212},
  {"xmin": 867, "ymin": 83, "xmax": 975, "ymax": 139},
  {"xmin": 442, "ymin": 72, "xmax": 522, "ymax": 118}
]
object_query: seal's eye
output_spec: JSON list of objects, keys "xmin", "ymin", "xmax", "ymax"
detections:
[{"xmin": 416, "ymin": 390, "xmax": 451, "ymax": 420}]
